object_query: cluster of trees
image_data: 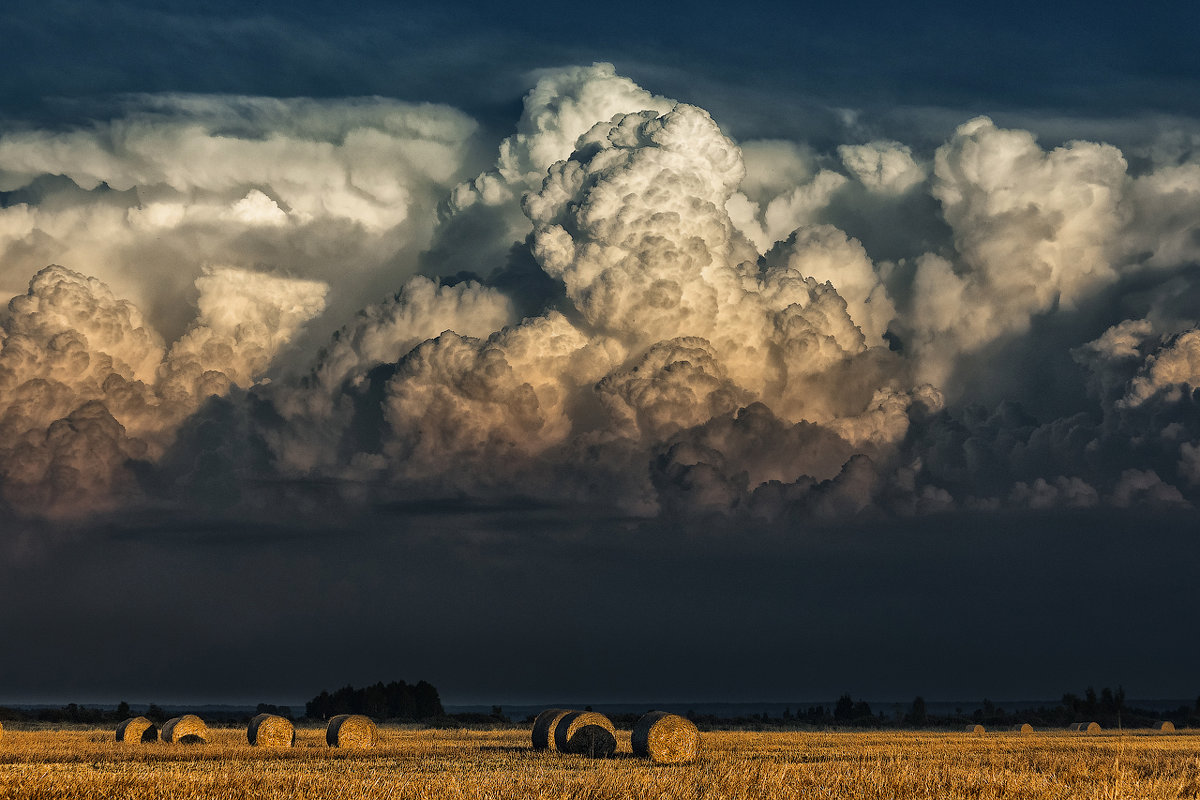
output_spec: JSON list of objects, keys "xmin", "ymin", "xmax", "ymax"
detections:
[
  {"xmin": 675, "ymin": 688, "xmax": 1200, "ymax": 730},
  {"xmin": 304, "ymin": 680, "xmax": 443, "ymax": 721}
]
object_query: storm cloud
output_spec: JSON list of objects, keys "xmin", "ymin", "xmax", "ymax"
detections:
[{"xmin": 2, "ymin": 65, "xmax": 1200, "ymax": 531}]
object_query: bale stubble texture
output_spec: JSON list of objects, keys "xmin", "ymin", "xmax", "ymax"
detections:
[
  {"xmin": 161, "ymin": 715, "xmax": 208, "ymax": 744},
  {"xmin": 1159, "ymin": 721, "xmax": 1176, "ymax": 733},
  {"xmin": 531, "ymin": 709, "xmax": 572, "ymax": 751},
  {"xmin": 631, "ymin": 711, "xmax": 701, "ymax": 763},
  {"xmin": 248, "ymin": 713, "xmax": 295, "ymax": 747},
  {"xmin": 553, "ymin": 711, "xmax": 618, "ymax": 758},
  {"xmin": 326, "ymin": 714, "xmax": 379, "ymax": 748},
  {"xmin": 115, "ymin": 717, "xmax": 158, "ymax": 743}
]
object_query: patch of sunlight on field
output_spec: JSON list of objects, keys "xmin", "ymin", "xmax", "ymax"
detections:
[{"xmin": 4, "ymin": 726, "xmax": 1200, "ymax": 799}]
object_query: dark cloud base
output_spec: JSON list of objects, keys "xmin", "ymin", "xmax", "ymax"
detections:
[{"xmin": 4, "ymin": 506, "xmax": 1197, "ymax": 706}]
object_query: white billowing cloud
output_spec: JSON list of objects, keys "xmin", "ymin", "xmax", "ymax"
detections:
[
  {"xmin": 838, "ymin": 140, "xmax": 926, "ymax": 194},
  {"xmin": 9, "ymin": 67, "xmax": 1200, "ymax": 525},
  {"xmin": 906, "ymin": 116, "xmax": 1131, "ymax": 386},
  {"xmin": 762, "ymin": 224, "xmax": 894, "ymax": 345},
  {"xmin": 1127, "ymin": 162, "xmax": 1200, "ymax": 271},
  {"xmin": 162, "ymin": 266, "xmax": 329, "ymax": 392},
  {"xmin": 448, "ymin": 63, "xmax": 675, "ymax": 215},
  {"xmin": 730, "ymin": 168, "xmax": 849, "ymax": 254},
  {"xmin": 381, "ymin": 312, "xmax": 618, "ymax": 486},
  {"xmin": 0, "ymin": 265, "xmax": 327, "ymax": 518},
  {"xmin": 596, "ymin": 338, "xmax": 749, "ymax": 442},
  {"xmin": 0, "ymin": 94, "xmax": 478, "ymax": 337},
  {"xmin": 0, "ymin": 95, "xmax": 473, "ymax": 225},
  {"xmin": 524, "ymin": 103, "xmax": 912, "ymax": 434},
  {"xmin": 727, "ymin": 139, "xmax": 848, "ymax": 254},
  {"xmin": 1121, "ymin": 328, "xmax": 1200, "ymax": 408},
  {"xmin": 264, "ymin": 275, "xmax": 518, "ymax": 475}
]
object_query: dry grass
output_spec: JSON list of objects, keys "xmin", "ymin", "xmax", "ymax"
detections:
[{"xmin": 3, "ymin": 725, "xmax": 1200, "ymax": 799}]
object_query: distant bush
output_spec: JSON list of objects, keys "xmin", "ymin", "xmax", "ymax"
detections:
[{"xmin": 304, "ymin": 680, "xmax": 443, "ymax": 721}]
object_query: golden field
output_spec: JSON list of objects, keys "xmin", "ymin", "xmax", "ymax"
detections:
[{"xmin": 3, "ymin": 725, "xmax": 1200, "ymax": 799}]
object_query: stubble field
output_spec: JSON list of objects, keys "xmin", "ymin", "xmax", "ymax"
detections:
[{"xmin": 2, "ymin": 725, "xmax": 1199, "ymax": 799}]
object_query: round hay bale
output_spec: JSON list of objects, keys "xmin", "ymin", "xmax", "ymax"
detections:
[
  {"xmin": 631, "ymin": 711, "xmax": 701, "ymax": 763},
  {"xmin": 1014, "ymin": 723, "xmax": 1034, "ymax": 734},
  {"xmin": 554, "ymin": 711, "xmax": 617, "ymax": 757},
  {"xmin": 531, "ymin": 708, "xmax": 572, "ymax": 751},
  {"xmin": 161, "ymin": 715, "xmax": 208, "ymax": 744},
  {"xmin": 965, "ymin": 724, "xmax": 985, "ymax": 734},
  {"xmin": 568, "ymin": 724, "xmax": 617, "ymax": 758},
  {"xmin": 1158, "ymin": 721, "xmax": 1176, "ymax": 733},
  {"xmin": 1082, "ymin": 721, "xmax": 1101, "ymax": 734},
  {"xmin": 116, "ymin": 716, "xmax": 158, "ymax": 743},
  {"xmin": 248, "ymin": 713, "xmax": 295, "ymax": 747},
  {"xmin": 1068, "ymin": 722, "xmax": 1083, "ymax": 731},
  {"xmin": 326, "ymin": 714, "xmax": 379, "ymax": 748}
]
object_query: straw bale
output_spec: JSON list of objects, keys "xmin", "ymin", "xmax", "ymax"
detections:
[
  {"xmin": 531, "ymin": 708, "xmax": 572, "ymax": 751},
  {"xmin": 1014, "ymin": 723, "xmax": 1034, "ymax": 734},
  {"xmin": 554, "ymin": 711, "xmax": 617, "ymax": 757},
  {"xmin": 116, "ymin": 716, "xmax": 158, "ymax": 743},
  {"xmin": 248, "ymin": 713, "xmax": 295, "ymax": 747},
  {"xmin": 1068, "ymin": 723, "xmax": 1083, "ymax": 731},
  {"xmin": 1082, "ymin": 721, "xmax": 1101, "ymax": 733},
  {"xmin": 631, "ymin": 711, "xmax": 701, "ymax": 763},
  {"xmin": 1158, "ymin": 721, "xmax": 1176, "ymax": 733},
  {"xmin": 964, "ymin": 724, "xmax": 985, "ymax": 734},
  {"xmin": 326, "ymin": 714, "xmax": 379, "ymax": 748},
  {"xmin": 161, "ymin": 715, "xmax": 208, "ymax": 744},
  {"xmin": 566, "ymin": 724, "xmax": 617, "ymax": 758}
]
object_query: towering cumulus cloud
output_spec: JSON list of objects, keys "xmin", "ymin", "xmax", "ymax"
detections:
[
  {"xmin": 0, "ymin": 265, "xmax": 326, "ymax": 518},
  {"xmin": 3, "ymin": 64, "xmax": 1200, "ymax": 525}
]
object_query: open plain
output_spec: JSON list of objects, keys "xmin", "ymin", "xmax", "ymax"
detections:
[{"xmin": 2, "ymin": 726, "xmax": 1200, "ymax": 799}]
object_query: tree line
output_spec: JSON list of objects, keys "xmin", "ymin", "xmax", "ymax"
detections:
[{"xmin": 304, "ymin": 680, "xmax": 443, "ymax": 721}]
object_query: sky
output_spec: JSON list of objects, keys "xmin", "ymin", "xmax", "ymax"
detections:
[{"xmin": 2, "ymin": 1, "xmax": 1200, "ymax": 709}]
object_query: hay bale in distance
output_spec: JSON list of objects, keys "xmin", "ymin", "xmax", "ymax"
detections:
[
  {"xmin": 965, "ymin": 724, "xmax": 985, "ymax": 734},
  {"xmin": 116, "ymin": 716, "xmax": 158, "ymax": 743},
  {"xmin": 1158, "ymin": 721, "xmax": 1176, "ymax": 733},
  {"xmin": 1083, "ymin": 722, "xmax": 1101, "ymax": 733},
  {"xmin": 161, "ymin": 715, "xmax": 208, "ymax": 744},
  {"xmin": 248, "ymin": 713, "xmax": 295, "ymax": 747},
  {"xmin": 326, "ymin": 714, "xmax": 379, "ymax": 748},
  {"xmin": 531, "ymin": 709, "xmax": 572, "ymax": 751},
  {"xmin": 631, "ymin": 711, "xmax": 701, "ymax": 763},
  {"xmin": 554, "ymin": 711, "xmax": 618, "ymax": 757},
  {"xmin": 1014, "ymin": 723, "xmax": 1034, "ymax": 734},
  {"xmin": 566, "ymin": 725, "xmax": 617, "ymax": 758}
]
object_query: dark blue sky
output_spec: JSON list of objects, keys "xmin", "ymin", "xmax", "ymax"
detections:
[{"xmin": 3, "ymin": 0, "xmax": 1198, "ymax": 125}]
